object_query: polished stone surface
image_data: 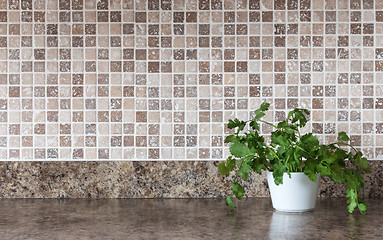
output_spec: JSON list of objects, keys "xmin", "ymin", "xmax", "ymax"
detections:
[
  {"xmin": 0, "ymin": 198, "xmax": 382, "ymax": 240},
  {"xmin": 0, "ymin": 161, "xmax": 382, "ymax": 198}
]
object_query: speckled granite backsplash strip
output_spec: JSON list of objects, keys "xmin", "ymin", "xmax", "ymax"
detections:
[
  {"xmin": 0, "ymin": 0, "xmax": 382, "ymax": 161},
  {"xmin": 0, "ymin": 161, "xmax": 382, "ymax": 198}
]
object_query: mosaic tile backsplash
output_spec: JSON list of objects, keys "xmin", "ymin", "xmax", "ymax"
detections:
[{"xmin": 1, "ymin": 0, "xmax": 383, "ymax": 160}]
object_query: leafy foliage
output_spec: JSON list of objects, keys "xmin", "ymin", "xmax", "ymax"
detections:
[{"xmin": 219, "ymin": 102, "xmax": 370, "ymax": 214}]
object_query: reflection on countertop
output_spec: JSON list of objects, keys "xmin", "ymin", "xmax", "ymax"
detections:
[{"xmin": 0, "ymin": 198, "xmax": 382, "ymax": 240}]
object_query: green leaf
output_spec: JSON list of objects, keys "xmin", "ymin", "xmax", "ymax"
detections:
[
  {"xmin": 317, "ymin": 164, "xmax": 331, "ymax": 177},
  {"xmin": 271, "ymin": 134, "xmax": 289, "ymax": 147},
  {"xmin": 226, "ymin": 195, "xmax": 236, "ymax": 209},
  {"xmin": 358, "ymin": 202, "xmax": 367, "ymax": 215},
  {"xmin": 218, "ymin": 163, "xmax": 229, "ymax": 175},
  {"xmin": 347, "ymin": 201, "xmax": 357, "ymax": 214},
  {"xmin": 288, "ymin": 109, "xmax": 308, "ymax": 127},
  {"xmin": 338, "ymin": 132, "xmax": 350, "ymax": 141},
  {"xmin": 300, "ymin": 133, "xmax": 319, "ymax": 149},
  {"xmin": 231, "ymin": 182, "xmax": 245, "ymax": 200},
  {"xmin": 260, "ymin": 102, "xmax": 270, "ymax": 111},
  {"xmin": 249, "ymin": 120, "xmax": 259, "ymax": 130},
  {"xmin": 224, "ymin": 135, "xmax": 237, "ymax": 143},
  {"xmin": 359, "ymin": 157, "xmax": 368, "ymax": 169},
  {"xmin": 219, "ymin": 157, "xmax": 236, "ymax": 175},
  {"xmin": 227, "ymin": 118, "xmax": 247, "ymax": 131},
  {"xmin": 230, "ymin": 143, "xmax": 252, "ymax": 158},
  {"xmin": 272, "ymin": 162, "xmax": 286, "ymax": 185},
  {"xmin": 254, "ymin": 102, "xmax": 270, "ymax": 120},
  {"xmin": 238, "ymin": 162, "xmax": 251, "ymax": 180}
]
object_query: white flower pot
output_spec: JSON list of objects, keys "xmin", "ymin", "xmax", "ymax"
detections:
[{"xmin": 267, "ymin": 171, "xmax": 320, "ymax": 212}]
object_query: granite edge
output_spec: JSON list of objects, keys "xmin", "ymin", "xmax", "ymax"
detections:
[{"xmin": 0, "ymin": 161, "xmax": 382, "ymax": 198}]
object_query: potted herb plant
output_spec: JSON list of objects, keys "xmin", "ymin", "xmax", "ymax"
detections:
[{"xmin": 219, "ymin": 102, "xmax": 370, "ymax": 214}]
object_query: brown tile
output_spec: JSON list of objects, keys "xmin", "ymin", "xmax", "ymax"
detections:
[
  {"xmin": 275, "ymin": 0, "xmax": 286, "ymax": 10},
  {"xmin": 224, "ymin": 24, "xmax": 235, "ymax": 35},
  {"xmin": 71, "ymin": 0, "xmax": 83, "ymax": 9},
  {"xmin": 9, "ymin": 24, "xmax": 20, "ymax": 35},
  {"xmin": 376, "ymin": 98, "xmax": 383, "ymax": 109},
  {"xmin": 35, "ymin": 149, "xmax": 46, "ymax": 159},
  {"xmin": 274, "ymin": 24, "xmax": 286, "ymax": 35},
  {"xmin": 161, "ymin": 0, "xmax": 171, "ymax": 10},
  {"xmin": 363, "ymin": 36, "xmax": 374, "ymax": 47},
  {"xmin": 224, "ymin": 12, "xmax": 235, "ymax": 22},
  {"xmin": 338, "ymin": 36, "xmax": 349, "ymax": 47},
  {"xmin": 21, "ymin": 11, "xmax": 31, "ymax": 22},
  {"xmin": 161, "ymin": 37, "xmax": 172, "ymax": 47},
  {"xmin": 325, "ymin": 48, "xmax": 336, "ymax": 59},
  {"xmin": 350, "ymin": 0, "xmax": 361, "ymax": 9},
  {"xmin": 136, "ymin": 111, "xmax": 147, "ymax": 122},
  {"xmin": 34, "ymin": 11, "xmax": 45, "ymax": 22},
  {"xmin": 312, "ymin": 98, "xmax": 323, "ymax": 109},
  {"xmin": 363, "ymin": 0, "xmax": 373, "ymax": 9},
  {"xmin": 287, "ymin": 49, "xmax": 298, "ymax": 59},
  {"xmin": 186, "ymin": 49, "xmax": 197, "ymax": 60},
  {"xmin": 375, "ymin": 61, "xmax": 383, "ymax": 71},
  {"xmin": 199, "ymin": 148, "xmax": 210, "ymax": 159},
  {"xmin": 97, "ymin": 11, "xmax": 108, "ymax": 22},
  {"xmin": 148, "ymin": 25, "xmax": 159, "ymax": 35},
  {"xmin": 224, "ymin": 62, "xmax": 235, "ymax": 72},
  {"xmin": 198, "ymin": 62, "xmax": 209, "ymax": 72},
  {"xmin": 199, "ymin": 24, "xmax": 210, "ymax": 35},
  {"xmin": 60, "ymin": 136, "xmax": 71, "ymax": 147},
  {"xmin": 274, "ymin": 61, "xmax": 285, "ymax": 72},
  {"xmin": 98, "ymin": 111, "xmax": 109, "ymax": 122},
  {"xmin": 275, "ymin": 36, "xmax": 285, "ymax": 47},
  {"xmin": 274, "ymin": 74, "xmax": 285, "ymax": 84},
  {"xmin": 9, "ymin": 86, "xmax": 20, "ymax": 97},
  {"xmin": 135, "ymin": 12, "xmax": 146, "ymax": 23},
  {"xmin": 237, "ymin": 62, "xmax": 247, "ymax": 72},
  {"xmin": 325, "ymin": 11, "xmax": 336, "ymax": 22},
  {"xmin": 22, "ymin": 136, "xmax": 33, "ymax": 147},
  {"xmin": 325, "ymin": 23, "xmax": 336, "ymax": 34},
  {"xmin": 300, "ymin": 11, "xmax": 311, "ymax": 22},
  {"xmin": 72, "ymin": 112, "xmax": 84, "ymax": 122},
  {"xmin": 96, "ymin": 0, "xmax": 108, "ymax": 9},
  {"xmin": 337, "ymin": 111, "xmax": 348, "ymax": 121},
  {"xmin": 262, "ymin": 11, "xmax": 273, "ymax": 22},
  {"xmin": 21, "ymin": 0, "xmax": 32, "ymax": 10},
  {"xmin": 72, "ymin": 36, "xmax": 83, "ymax": 47},
  {"xmin": 136, "ymin": 136, "xmax": 147, "ymax": 147},
  {"xmin": 34, "ymin": 124, "xmax": 45, "ymax": 134},
  {"xmin": 72, "ymin": 149, "xmax": 83, "ymax": 159},
  {"xmin": 186, "ymin": 12, "xmax": 197, "ymax": 22},
  {"xmin": 85, "ymin": 124, "xmax": 97, "ymax": 135},
  {"xmin": 98, "ymin": 149, "xmax": 109, "ymax": 159},
  {"xmin": 249, "ymin": 0, "xmax": 260, "ymax": 10},
  {"xmin": 9, "ymin": 124, "xmax": 20, "ymax": 135},
  {"xmin": 237, "ymin": 24, "xmax": 247, "ymax": 35},
  {"xmin": 47, "ymin": 111, "xmax": 58, "ymax": 122},
  {"xmin": 199, "ymin": 112, "xmax": 210, "ymax": 122},
  {"xmin": 313, "ymin": 61, "xmax": 323, "ymax": 72},
  {"xmin": 123, "ymin": 136, "xmax": 134, "ymax": 147},
  {"xmin": 123, "ymin": 49, "xmax": 134, "ymax": 59},
  {"xmin": 72, "ymin": 12, "xmax": 83, "ymax": 22},
  {"xmin": 59, "ymin": 11, "xmax": 70, "ymax": 22},
  {"xmin": 351, "ymin": 23, "xmax": 361, "ymax": 34},
  {"xmin": 199, "ymin": 0, "xmax": 209, "ymax": 10},
  {"xmin": 148, "ymin": 0, "xmax": 159, "ymax": 10},
  {"xmin": 249, "ymin": 11, "xmax": 260, "ymax": 22}
]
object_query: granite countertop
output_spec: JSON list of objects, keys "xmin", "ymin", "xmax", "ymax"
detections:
[{"xmin": 0, "ymin": 198, "xmax": 382, "ymax": 240}]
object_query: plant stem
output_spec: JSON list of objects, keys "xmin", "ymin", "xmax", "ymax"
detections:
[
  {"xmin": 259, "ymin": 120, "xmax": 278, "ymax": 129},
  {"xmin": 334, "ymin": 142, "xmax": 358, "ymax": 153}
]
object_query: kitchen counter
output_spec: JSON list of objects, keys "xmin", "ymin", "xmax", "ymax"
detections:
[{"xmin": 0, "ymin": 198, "xmax": 382, "ymax": 240}]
